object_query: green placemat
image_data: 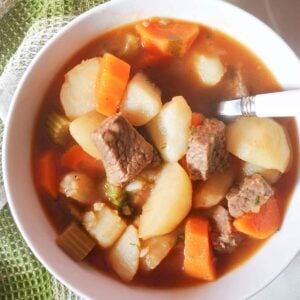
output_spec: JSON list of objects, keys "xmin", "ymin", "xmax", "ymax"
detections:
[{"xmin": 0, "ymin": 1, "xmax": 108, "ymax": 299}]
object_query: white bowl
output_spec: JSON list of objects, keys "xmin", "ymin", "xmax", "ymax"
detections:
[{"xmin": 3, "ymin": 0, "xmax": 300, "ymax": 299}]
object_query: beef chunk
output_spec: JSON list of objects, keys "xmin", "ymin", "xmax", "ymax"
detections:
[
  {"xmin": 211, "ymin": 205, "xmax": 244, "ymax": 253},
  {"xmin": 92, "ymin": 114, "xmax": 154, "ymax": 186},
  {"xmin": 226, "ymin": 173, "xmax": 274, "ymax": 218},
  {"xmin": 186, "ymin": 118, "xmax": 228, "ymax": 181}
]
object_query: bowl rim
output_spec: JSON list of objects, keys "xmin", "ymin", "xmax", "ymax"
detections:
[{"xmin": 3, "ymin": 0, "xmax": 300, "ymax": 299}]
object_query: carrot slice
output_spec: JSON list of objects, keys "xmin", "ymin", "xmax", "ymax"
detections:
[
  {"xmin": 37, "ymin": 150, "xmax": 58, "ymax": 198},
  {"xmin": 233, "ymin": 196, "xmax": 281, "ymax": 239},
  {"xmin": 96, "ymin": 53, "xmax": 131, "ymax": 116},
  {"xmin": 184, "ymin": 217, "xmax": 216, "ymax": 281},
  {"xmin": 191, "ymin": 113, "xmax": 204, "ymax": 127},
  {"xmin": 61, "ymin": 145, "xmax": 104, "ymax": 178},
  {"xmin": 136, "ymin": 21, "xmax": 200, "ymax": 57}
]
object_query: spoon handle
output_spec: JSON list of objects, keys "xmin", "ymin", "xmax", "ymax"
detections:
[{"xmin": 241, "ymin": 89, "xmax": 300, "ymax": 117}]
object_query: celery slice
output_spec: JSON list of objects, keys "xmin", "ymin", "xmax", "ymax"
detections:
[
  {"xmin": 46, "ymin": 111, "xmax": 70, "ymax": 145},
  {"xmin": 56, "ymin": 222, "xmax": 96, "ymax": 261}
]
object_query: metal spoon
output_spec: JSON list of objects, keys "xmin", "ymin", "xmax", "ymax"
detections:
[{"xmin": 217, "ymin": 89, "xmax": 300, "ymax": 117}]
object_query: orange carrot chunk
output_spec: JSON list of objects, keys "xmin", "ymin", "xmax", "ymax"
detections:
[
  {"xmin": 191, "ymin": 113, "xmax": 204, "ymax": 127},
  {"xmin": 233, "ymin": 196, "xmax": 281, "ymax": 239},
  {"xmin": 37, "ymin": 150, "xmax": 58, "ymax": 198},
  {"xmin": 136, "ymin": 21, "xmax": 200, "ymax": 57},
  {"xmin": 61, "ymin": 145, "xmax": 104, "ymax": 178},
  {"xmin": 96, "ymin": 53, "xmax": 131, "ymax": 116},
  {"xmin": 184, "ymin": 217, "xmax": 216, "ymax": 281}
]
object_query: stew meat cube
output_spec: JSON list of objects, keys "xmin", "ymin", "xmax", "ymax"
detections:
[
  {"xmin": 211, "ymin": 205, "xmax": 244, "ymax": 253},
  {"xmin": 186, "ymin": 118, "xmax": 228, "ymax": 181},
  {"xmin": 92, "ymin": 114, "xmax": 154, "ymax": 186},
  {"xmin": 226, "ymin": 173, "xmax": 274, "ymax": 218}
]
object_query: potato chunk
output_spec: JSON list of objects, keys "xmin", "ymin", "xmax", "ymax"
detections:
[
  {"xmin": 59, "ymin": 172, "xmax": 98, "ymax": 204},
  {"xmin": 147, "ymin": 96, "xmax": 192, "ymax": 162},
  {"xmin": 69, "ymin": 111, "xmax": 106, "ymax": 159},
  {"xmin": 108, "ymin": 225, "xmax": 140, "ymax": 282},
  {"xmin": 193, "ymin": 168, "xmax": 235, "ymax": 208},
  {"xmin": 61, "ymin": 58, "xmax": 101, "ymax": 119},
  {"xmin": 140, "ymin": 232, "xmax": 177, "ymax": 272},
  {"xmin": 226, "ymin": 117, "xmax": 291, "ymax": 173},
  {"xmin": 121, "ymin": 72, "xmax": 162, "ymax": 126},
  {"xmin": 243, "ymin": 162, "xmax": 281, "ymax": 184},
  {"xmin": 139, "ymin": 163, "xmax": 192, "ymax": 239},
  {"xmin": 83, "ymin": 203, "xmax": 126, "ymax": 248},
  {"xmin": 194, "ymin": 55, "xmax": 225, "ymax": 86}
]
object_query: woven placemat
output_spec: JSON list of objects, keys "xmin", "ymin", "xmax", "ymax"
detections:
[{"xmin": 0, "ymin": 1, "xmax": 108, "ymax": 299}]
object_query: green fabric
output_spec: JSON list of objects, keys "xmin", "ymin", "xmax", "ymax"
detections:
[
  {"xmin": 0, "ymin": 1, "xmax": 108, "ymax": 298},
  {"xmin": 0, "ymin": 0, "xmax": 106, "ymax": 74}
]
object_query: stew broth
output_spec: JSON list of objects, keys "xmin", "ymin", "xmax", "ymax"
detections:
[{"xmin": 33, "ymin": 19, "xmax": 299, "ymax": 288}]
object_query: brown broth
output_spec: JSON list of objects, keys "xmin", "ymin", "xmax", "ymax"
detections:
[{"xmin": 32, "ymin": 18, "xmax": 299, "ymax": 288}]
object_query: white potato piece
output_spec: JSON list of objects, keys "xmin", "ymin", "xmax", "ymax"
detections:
[
  {"xmin": 194, "ymin": 54, "xmax": 225, "ymax": 86},
  {"xmin": 243, "ymin": 162, "xmax": 282, "ymax": 184},
  {"xmin": 227, "ymin": 117, "xmax": 291, "ymax": 173},
  {"xmin": 108, "ymin": 225, "xmax": 140, "ymax": 282},
  {"xmin": 69, "ymin": 111, "xmax": 106, "ymax": 159},
  {"xmin": 193, "ymin": 168, "xmax": 235, "ymax": 208},
  {"xmin": 121, "ymin": 72, "xmax": 162, "ymax": 126},
  {"xmin": 83, "ymin": 203, "xmax": 126, "ymax": 248},
  {"xmin": 139, "ymin": 163, "xmax": 192, "ymax": 239},
  {"xmin": 59, "ymin": 172, "xmax": 98, "ymax": 204},
  {"xmin": 140, "ymin": 232, "xmax": 177, "ymax": 272},
  {"xmin": 61, "ymin": 57, "xmax": 101, "ymax": 119},
  {"xmin": 147, "ymin": 96, "xmax": 192, "ymax": 162}
]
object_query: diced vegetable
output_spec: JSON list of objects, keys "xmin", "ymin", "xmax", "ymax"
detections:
[
  {"xmin": 36, "ymin": 150, "xmax": 58, "ymax": 197},
  {"xmin": 233, "ymin": 196, "xmax": 281, "ymax": 239},
  {"xmin": 184, "ymin": 217, "xmax": 216, "ymax": 281},
  {"xmin": 102, "ymin": 180, "xmax": 135, "ymax": 217},
  {"xmin": 96, "ymin": 53, "xmax": 131, "ymax": 116},
  {"xmin": 140, "ymin": 232, "xmax": 177, "ymax": 272},
  {"xmin": 120, "ymin": 72, "xmax": 162, "ymax": 126},
  {"xmin": 61, "ymin": 57, "xmax": 101, "ymax": 119},
  {"xmin": 243, "ymin": 162, "xmax": 282, "ymax": 184},
  {"xmin": 108, "ymin": 225, "xmax": 140, "ymax": 282},
  {"xmin": 56, "ymin": 222, "xmax": 96, "ymax": 261},
  {"xmin": 194, "ymin": 54, "xmax": 225, "ymax": 86},
  {"xmin": 193, "ymin": 168, "xmax": 235, "ymax": 208},
  {"xmin": 119, "ymin": 34, "xmax": 141, "ymax": 58},
  {"xmin": 61, "ymin": 145, "xmax": 105, "ymax": 178},
  {"xmin": 46, "ymin": 111, "xmax": 70, "ymax": 145},
  {"xmin": 191, "ymin": 112, "xmax": 204, "ymax": 127},
  {"xmin": 226, "ymin": 117, "xmax": 291, "ymax": 172},
  {"xmin": 59, "ymin": 172, "xmax": 98, "ymax": 204},
  {"xmin": 147, "ymin": 96, "xmax": 192, "ymax": 162},
  {"xmin": 139, "ymin": 163, "xmax": 192, "ymax": 239},
  {"xmin": 83, "ymin": 203, "xmax": 126, "ymax": 248},
  {"xmin": 136, "ymin": 21, "xmax": 200, "ymax": 57},
  {"xmin": 69, "ymin": 111, "xmax": 106, "ymax": 159},
  {"xmin": 104, "ymin": 181, "xmax": 126, "ymax": 208}
]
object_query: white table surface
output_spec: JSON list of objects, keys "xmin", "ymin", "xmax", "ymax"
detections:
[{"xmin": 224, "ymin": 2, "xmax": 300, "ymax": 299}]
